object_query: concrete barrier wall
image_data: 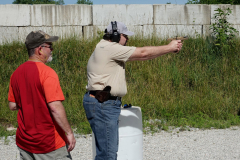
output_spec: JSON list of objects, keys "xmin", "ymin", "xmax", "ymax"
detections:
[
  {"xmin": 30, "ymin": 4, "xmax": 92, "ymax": 26},
  {"xmin": 0, "ymin": 5, "xmax": 30, "ymax": 27},
  {"xmin": 93, "ymin": 5, "xmax": 153, "ymax": 25},
  {"xmin": 18, "ymin": 26, "xmax": 83, "ymax": 41},
  {"xmin": 0, "ymin": 27, "xmax": 18, "ymax": 44},
  {"xmin": 154, "ymin": 4, "xmax": 211, "ymax": 25},
  {"xmin": 0, "ymin": 4, "xmax": 240, "ymax": 44}
]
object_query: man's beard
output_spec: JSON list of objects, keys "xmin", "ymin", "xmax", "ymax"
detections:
[{"xmin": 47, "ymin": 55, "xmax": 53, "ymax": 62}]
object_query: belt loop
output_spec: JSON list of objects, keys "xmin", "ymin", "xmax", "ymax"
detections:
[
  {"xmin": 117, "ymin": 97, "xmax": 122, "ymax": 101},
  {"xmin": 88, "ymin": 91, "xmax": 91, "ymax": 96}
]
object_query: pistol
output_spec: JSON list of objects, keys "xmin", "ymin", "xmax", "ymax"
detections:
[{"xmin": 166, "ymin": 36, "xmax": 188, "ymax": 41}]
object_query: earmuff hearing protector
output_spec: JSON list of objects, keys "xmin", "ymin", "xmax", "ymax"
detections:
[{"xmin": 111, "ymin": 21, "xmax": 120, "ymax": 43}]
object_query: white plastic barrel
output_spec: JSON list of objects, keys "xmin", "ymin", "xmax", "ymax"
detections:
[{"xmin": 92, "ymin": 106, "xmax": 143, "ymax": 160}]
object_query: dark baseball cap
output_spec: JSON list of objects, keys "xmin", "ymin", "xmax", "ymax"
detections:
[{"xmin": 25, "ymin": 30, "xmax": 59, "ymax": 49}]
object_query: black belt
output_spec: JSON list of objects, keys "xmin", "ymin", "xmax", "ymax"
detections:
[{"xmin": 89, "ymin": 91, "xmax": 121, "ymax": 101}]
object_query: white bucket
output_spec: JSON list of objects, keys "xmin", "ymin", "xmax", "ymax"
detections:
[{"xmin": 92, "ymin": 106, "xmax": 143, "ymax": 160}]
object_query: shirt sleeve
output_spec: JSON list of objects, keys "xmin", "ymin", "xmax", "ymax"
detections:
[
  {"xmin": 109, "ymin": 43, "xmax": 136, "ymax": 62},
  {"xmin": 43, "ymin": 74, "xmax": 65, "ymax": 103},
  {"xmin": 8, "ymin": 75, "xmax": 15, "ymax": 102}
]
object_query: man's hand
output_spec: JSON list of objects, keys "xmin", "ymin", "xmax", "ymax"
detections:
[
  {"xmin": 9, "ymin": 101, "xmax": 19, "ymax": 111},
  {"xmin": 66, "ymin": 133, "xmax": 76, "ymax": 152},
  {"xmin": 167, "ymin": 36, "xmax": 187, "ymax": 53},
  {"xmin": 168, "ymin": 40, "xmax": 183, "ymax": 53}
]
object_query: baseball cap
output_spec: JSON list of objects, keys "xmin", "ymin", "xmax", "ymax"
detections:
[
  {"xmin": 25, "ymin": 30, "xmax": 59, "ymax": 49},
  {"xmin": 106, "ymin": 21, "xmax": 134, "ymax": 36}
]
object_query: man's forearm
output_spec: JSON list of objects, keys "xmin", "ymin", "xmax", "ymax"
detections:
[
  {"xmin": 48, "ymin": 101, "xmax": 76, "ymax": 152},
  {"xmin": 48, "ymin": 101, "xmax": 73, "ymax": 135},
  {"xmin": 128, "ymin": 40, "xmax": 181, "ymax": 61},
  {"xmin": 135, "ymin": 45, "xmax": 172, "ymax": 60}
]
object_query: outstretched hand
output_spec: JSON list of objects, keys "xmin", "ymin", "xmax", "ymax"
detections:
[{"xmin": 168, "ymin": 40, "xmax": 183, "ymax": 53}]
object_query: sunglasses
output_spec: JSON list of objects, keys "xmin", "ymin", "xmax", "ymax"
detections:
[
  {"xmin": 41, "ymin": 44, "xmax": 53, "ymax": 50},
  {"xmin": 122, "ymin": 34, "xmax": 128, "ymax": 40}
]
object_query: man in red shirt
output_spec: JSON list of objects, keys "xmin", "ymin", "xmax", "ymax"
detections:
[{"xmin": 8, "ymin": 30, "xmax": 76, "ymax": 160}]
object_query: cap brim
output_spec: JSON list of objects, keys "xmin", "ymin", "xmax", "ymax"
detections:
[
  {"xmin": 45, "ymin": 36, "xmax": 59, "ymax": 42},
  {"xmin": 123, "ymin": 31, "xmax": 134, "ymax": 36}
]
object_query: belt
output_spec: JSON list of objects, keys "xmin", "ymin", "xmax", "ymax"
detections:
[{"xmin": 89, "ymin": 91, "xmax": 121, "ymax": 101}]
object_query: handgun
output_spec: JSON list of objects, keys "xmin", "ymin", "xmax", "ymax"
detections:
[
  {"xmin": 166, "ymin": 36, "xmax": 188, "ymax": 41},
  {"xmin": 167, "ymin": 36, "xmax": 188, "ymax": 53}
]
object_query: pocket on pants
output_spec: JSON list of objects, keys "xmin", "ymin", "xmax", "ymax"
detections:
[{"xmin": 83, "ymin": 101, "xmax": 96, "ymax": 120}]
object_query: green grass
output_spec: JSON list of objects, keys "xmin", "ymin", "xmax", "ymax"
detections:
[
  {"xmin": 1, "ymin": 35, "xmax": 240, "ymax": 135},
  {"xmin": 0, "ymin": 125, "xmax": 16, "ymax": 138}
]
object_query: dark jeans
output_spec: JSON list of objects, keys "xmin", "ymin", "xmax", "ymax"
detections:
[{"xmin": 83, "ymin": 92, "xmax": 121, "ymax": 160}]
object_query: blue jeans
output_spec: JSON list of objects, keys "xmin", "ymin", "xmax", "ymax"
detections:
[{"xmin": 83, "ymin": 92, "xmax": 121, "ymax": 160}]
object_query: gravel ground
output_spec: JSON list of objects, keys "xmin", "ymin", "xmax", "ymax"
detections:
[{"xmin": 1, "ymin": 126, "xmax": 240, "ymax": 160}]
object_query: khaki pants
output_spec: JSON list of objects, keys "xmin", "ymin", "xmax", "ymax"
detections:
[{"xmin": 18, "ymin": 146, "xmax": 72, "ymax": 160}]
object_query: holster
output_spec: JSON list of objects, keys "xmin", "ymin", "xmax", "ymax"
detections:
[{"xmin": 95, "ymin": 86, "xmax": 111, "ymax": 103}]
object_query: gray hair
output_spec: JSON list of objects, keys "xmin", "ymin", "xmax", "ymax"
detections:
[{"xmin": 27, "ymin": 48, "xmax": 36, "ymax": 57}]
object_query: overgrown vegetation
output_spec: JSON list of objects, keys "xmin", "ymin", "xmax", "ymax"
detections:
[
  {"xmin": 210, "ymin": 7, "xmax": 239, "ymax": 50},
  {"xmin": 0, "ymin": 33, "xmax": 240, "ymax": 136},
  {"xmin": 0, "ymin": 125, "xmax": 16, "ymax": 138}
]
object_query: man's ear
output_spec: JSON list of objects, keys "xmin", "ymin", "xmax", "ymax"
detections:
[{"xmin": 38, "ymin": 48, "xmax": 43, "ymax": 55}]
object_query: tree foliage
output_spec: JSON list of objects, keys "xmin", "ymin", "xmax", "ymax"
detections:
[
  {"xmin": 186, "ymin": 0, "xmax": 240, "ymax": 4},
  {"xmin": 55, "ymin": 0, "xmax": 64, "ymax": 5},
  {"xmin": 77, "ymin": 0, "xmax": 93, "ymax": 5},
  {"xmin": 12, "ymin": 0, "xmax": 64, "ymax": 5},
  {"xmin": 210, "ymin": 7, "xmax": 239, "ymax": 48}
]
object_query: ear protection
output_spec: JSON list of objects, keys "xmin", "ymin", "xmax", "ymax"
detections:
[{"xmin": 110, "ymin": 21, "xmax": 120, "ymax": 43}]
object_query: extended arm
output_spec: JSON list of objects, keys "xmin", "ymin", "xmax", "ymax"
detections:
[
  {"xmin": 9, "ymin": 101, "xmax": 19, "ymax": 111},
  {"xmin": 128, "ymin": 40, "xmax": 182, "ymax": 61},
  {"xmin": 48, "ymin": 101, "xmax": 76, "ymax": 152}
]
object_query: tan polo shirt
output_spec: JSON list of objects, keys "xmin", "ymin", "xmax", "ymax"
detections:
[{"xmin": 86, "ymin": 39, "xmax": 136, "ymax": 97}]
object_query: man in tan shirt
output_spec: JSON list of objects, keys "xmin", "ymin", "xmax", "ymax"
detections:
[{"xmin": 83, "ymin": 21, "xmax": 182, "ymax": 160}]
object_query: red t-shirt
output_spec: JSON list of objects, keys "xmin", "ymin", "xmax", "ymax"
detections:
[{"xmin": 8, "ymin": 61, "xmax": 67, "ymax": 154}]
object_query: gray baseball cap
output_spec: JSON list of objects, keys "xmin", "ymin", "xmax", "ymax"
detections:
[
  {"xmin": 25, "ymin": 30, "xmax": 59, "ymax": 49},
  {"xmin": 106, "ymin": 21, "xmax": 134, "ymax": 36}
]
